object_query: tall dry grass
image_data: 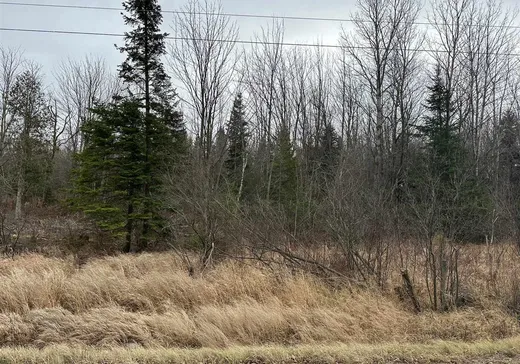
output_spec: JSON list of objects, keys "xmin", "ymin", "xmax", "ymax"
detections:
[
  {"xmin": 1, "ymin": 338, "xmax": 520, "ymax": 364},
  {"xmin": 0, "ymin": 248, "xmax": 518, "ymax": 349}
]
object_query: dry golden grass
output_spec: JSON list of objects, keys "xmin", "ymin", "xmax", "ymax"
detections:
[
  {"xmin": 0, "ymin": 250, "xmax": 518, "ymax": 353},
  {"xmin": 1, "ymin": 338, "xmax": 520, "ymax": 363}
]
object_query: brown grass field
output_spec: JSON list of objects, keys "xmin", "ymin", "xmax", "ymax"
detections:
[{"xmin": 0, "ymin": 246, "xmax": 519, "ymax": 363}]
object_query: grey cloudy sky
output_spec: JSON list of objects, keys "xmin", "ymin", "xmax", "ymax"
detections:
[
  {"xmin": 0, "ymin": 0, "xmax": 350, "ymax": 78},
  {"xmin": 1, "ymin": 0, "xmax": 519, "ymax": 84}
]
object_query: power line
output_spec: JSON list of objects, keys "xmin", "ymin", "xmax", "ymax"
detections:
[
  {"xmin": 2, "ymin": 26, "xmax": 520, "ymax": 57},
  {"xmin": 1, "ymin": 1, "xmax": 366, "ymax": 23},
  {"xmin": 0, "ymin": 27, "xmax": 340, "ymax": 48},
  {"xmin": 1, "ymin": 1, "xmax": 520, "ymax": 30}
]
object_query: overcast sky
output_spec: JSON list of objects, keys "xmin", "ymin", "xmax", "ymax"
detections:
[{"xmin": 1, "ymin": 0, "xmax": 519, "ymax": 85}]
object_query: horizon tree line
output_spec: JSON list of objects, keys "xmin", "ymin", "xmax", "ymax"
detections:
[{"xmin": 0, "ymin": 0, "xmax": 520, "ymax": 261}]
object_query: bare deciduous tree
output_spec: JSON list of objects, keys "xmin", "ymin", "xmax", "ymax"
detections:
[
  {"xmin": 54, "ymin": 55, "xmax": 118, "ymax": 153},
  {"xmin": 243, "ymin": 21, "xmax": 286, "ymax": 199},
  {"xmin": 0, "ymin": 47, "xmax": 24, "ymax": 157},
  {"xmin": 168, "ymin": 0, "xmax": 239, "ymax": 161},
  {"xmin": 341, "ymin": 0, "xmax": 420, "ymax": 181},
  {"xmin": 244, "ymin": 21, "xmax": 285, "ymax": 150},
  {"xmin": 386, "ymin": 0, "xmax": 424, "ymax": 198},
  {"xmin": 459, "ymin": 0, "xmax": 519, "ymax": 176},
  {"xmin": 9, "ymin": 63, "xmax": 51, "ymax": 220},
  {"xmin": 333, "ymin": 49, "xmax": 363, "ymax": 150}
]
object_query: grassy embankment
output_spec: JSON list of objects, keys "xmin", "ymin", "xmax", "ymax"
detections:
[{"xmin": 0, "ymin": 248, "xmax": 519, "ymax": 363}]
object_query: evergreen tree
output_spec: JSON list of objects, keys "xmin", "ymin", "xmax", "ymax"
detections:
[
  {"xmin": 154, "ymin": 88, "xmax": 188, "ymax": 167},
  {"xmin": 118, "ymin": 0, "xmax": 185, "ymax": 249},
  {"xmin": 415, "ymin": 65, "xmax": 463, "ymax": 237},
  {"xmin": 271, "ymin": 124, "xmax": 298, "ymax": 208},
  {"xmin": 73, "ymin": 100, "xmax": 146, "ymax": 251},
  {"xmin": 418, "ymin": 65, "xmax": 460, "ymax": 183},
  {"xmin": 318, "ymin": 123, "xmax": 341, "ymax": 180},
  {"xmin": 118, "ymin": 0, "xmax": 170, "ymax": 109},
  {"xmin": 72, "ymin": 0, "xmax": 185, "ymax": 252},
  {"xmin": 225, "ymin": 93, "xmax": 248, "ymax": 191},
  {"xmin": 414, "ymin": 65, "xmax": 489, "ymax": 241}
]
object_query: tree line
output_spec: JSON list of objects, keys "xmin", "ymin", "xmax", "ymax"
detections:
[{"xmin": 1, "ymin": 0, "xmax": 520, "ymax": 285}]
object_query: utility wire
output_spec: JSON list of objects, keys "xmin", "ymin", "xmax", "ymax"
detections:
[
  {"xmin": 1, "ymin": 26, "xmax": 520, "ymax": 57},
  {"xmin": 1, "ymin": 1, "xmax": 520, "ymax": 29},
  {"xmin": 0, "ymin": 27, "xmax": 340, "ymax": 48},
  {"xmin": 3, "ymin": 1, "xmax": 383, "ymax": 23}
]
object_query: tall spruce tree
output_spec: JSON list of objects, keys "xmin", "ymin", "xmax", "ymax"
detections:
[
  {"xmin": 318, "ymin": 123, "xmax": 341, "ymax": 181},
  {"xmin": 118, "ymin": 0, "xmax": 170, "ymax": 110},
  {"xmin": 414, "ymin": 65, "xmax": 462, "ymax": 237},
  {"xmin": 225, "ymin": 93, "xmax": 248, "ymax": 194},
  {"xmin": 415, "ymin": 65, "xmax": 489, "ymax": 241},
  {"xmin": 418, "ymin": 65, "xmax": 460, "ymax": 183},
  {"xmin": 271, "ymin": 124, "xmax": 298, "ymax": 208},
  {"xmin": 117, "ymin": 0, "xmax": 181, "ymax": 249},
  {"xmin": 73, "ymin": 0, "xmax": 185, "ymax": 252}
]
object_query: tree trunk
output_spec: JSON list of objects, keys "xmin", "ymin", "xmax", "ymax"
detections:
[
  {"xmin": 15, "ymin": 172, "xmax": 23, "ymax": 221},
  {"xmin": 124, "ymin": 200, "xmax": 134, "ymax": 253},
  {"xmin": 141, "ymin": 9, "xmax": 151, "ymax": 251},
  {"xmin": 375, "ymin": 93, "xmax": 384, "ymax": 182},
  {"xmin": 237, "ymin": 154, "xmax": 248, "ymax": 203},
  {"xmin": 401, "ymin": 269, "xmax": 422, "ymax": 313}
]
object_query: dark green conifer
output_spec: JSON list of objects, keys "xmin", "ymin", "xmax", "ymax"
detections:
[
  {"xmin": 225, "ymin": 93, "xmax": 248, "ymax": 189},
  {"xmin": 73, "ymin": 0, "xmax": 186, "ymax": 252}
]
